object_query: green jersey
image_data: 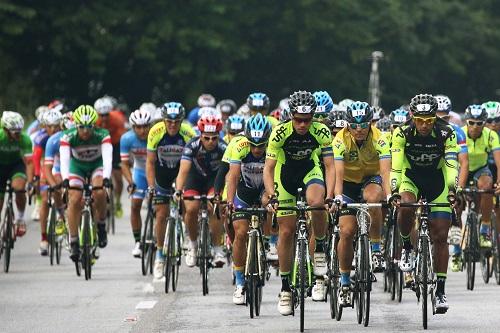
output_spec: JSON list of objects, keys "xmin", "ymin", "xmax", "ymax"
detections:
[
  {"xmin": 60, "ymin": 127, "xmax": 111, "ymax": 162},
  {"xmin": 0, "ymin": 129, "xmax": 32, "ymax": 165}
]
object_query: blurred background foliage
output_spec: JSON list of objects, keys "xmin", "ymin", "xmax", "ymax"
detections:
[{"xmin": 1, "ymin": 0, "xmax": 500, "ymax": 116}]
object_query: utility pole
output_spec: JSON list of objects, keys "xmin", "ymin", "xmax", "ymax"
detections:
[{"xmin": 368, "ymin": 51, "xmax": 384, "ymax": 107}]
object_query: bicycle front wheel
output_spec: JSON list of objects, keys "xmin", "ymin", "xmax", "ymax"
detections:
[
  {"xmin": 200, "ymin": 219, "xmax": 210, "ymax": 296},
  {"xmin": 419, "ymin": 236, "xmax": 429, "ymax": 330},
  {"xmin": 2, "ymin": 206, "xmax": 14, "ymax": 273},
  {"xmin": 246, "ymin": 232, "xmax": 257, "ymax": 318},
  {"xmin": 81, "ymin": 211, "xmax": 92, "ymax": 280},
  {"xmin": 298, "ymin": 239, "xmax": 307, "ymax": 332},
  {"xmin": 164, "ymin": 217, "xmax": 175, "ymax": 293},
  {"xmin": 141, "ymin": 207, "xmax": 154, "ymax": 276},
  {"xmin": 48, "ymin": 206, "xmax": 56, "ymax": 266}
]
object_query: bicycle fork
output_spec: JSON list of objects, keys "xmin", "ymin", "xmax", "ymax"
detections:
[{"xmin": 291, "ymin": 221, "xmax": 313, "ymax": 290}]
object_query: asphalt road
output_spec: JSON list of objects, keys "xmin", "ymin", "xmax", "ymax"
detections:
[{"xmin": 1, "ymin": 199, "xmax": 500, "ymax": 333}]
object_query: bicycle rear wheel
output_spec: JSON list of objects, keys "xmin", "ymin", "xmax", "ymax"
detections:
[
  {"xmin": 48, "ymin": 206, "xmax": 56, "ymax": 266},
  {"xmin": 106, "ymin": 189, "xmax": 115, "ymax": 235},
  {"xmin": 298, "ymin": 239, "xmax": 307, "ymax": 332},
  {"xmin": 82, "ymin": 211, "xmax": 92, "ymax": 280},
  {"xmin": 480, "ymin": 250, "xmax": 490, "ymax": 284}
]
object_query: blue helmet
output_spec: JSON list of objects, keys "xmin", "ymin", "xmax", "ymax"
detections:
[
  {"xmin": 247, "ymin": 92, "xmax": 270, "ymax": 112},
  {"xmin": 465, "ymin": 104, "xmax": 487, "ymax": 121},
  {"xmin": 160, "ymin": 102, "xmax": 185, "ymax": 120},
  {"xmin": 313, "ymin": 91, "xmax": 334, "ymax": 117},
  {"xmin": 226, "ymin": 114, "xmax": 245, "ymax": 134},
  {"xmin": 345, "ymin": 101, "xmax": 373, "ymax": 124},
  {"xmin": 244, "ymin": 113, "xmax": 272, "ymax": 146},
  {"xmin": 390, "ymin": 107, "xmax": 410, "ymax": 126}
]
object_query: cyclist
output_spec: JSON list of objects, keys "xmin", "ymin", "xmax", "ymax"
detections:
[
  {"xmin": 247, "ymin": 92, "xmax": 279, "ymax": 127},
  {"xmin": 0, "ymin": 111, "xmax": 33, "ymax": 237},
  {"xmin": 146, "ymin": 102, "xmax": 195, "ymax": 279},
  {"xmin": 333, "ymin": 102, "xmax": 392, "ymax": 305},
  {"xmin": 216, "ymin": 99, "xmax": 237, "ymax": 123},
  {"xmin": 264, "ymin": 91, "xmax": 335, "ymax": 315},
  {"xmin": 187, "ymin": 93, "xmax": 217, "ymax": 125},
  {"xmin": 95, "ymin": 96, "xmax": 127, "ymax": 218},
  {"xmin": 44, "ymin": 112, "xmax": 74, "ymax": 237},
  {"xmin": 223, "ymin": 114, "xmax": 245, "ymax": 143},
  {"xmin": 226, "ymin": 113, "xmax": 272, "ymax": 304},
  {"xmin": 28, "ymin": 106, "xmax": 49, "ymax": 138},
  {"xmin": 391, "ymin": 94, "xmax": 458, "ymax": 313},
  {"xmin": 120, "ymin": 109, "xmax": 152, "ymax": 258},
  {"xmin": 434, "ymin": 95, "xmax": 469, "ymax": 272},
  {"xmin": 32, "ymin": 109, "xmax": 63, "ymax": 255},
  {"xmin": 325, "ymin": 109, "xmax": 347, "ymax": 137},
  {"xmin": 461, "ymin": 104, "xmax": 500, "ymax": 248},
  {"xmin": 313, "ymin": 91, "xmax": 334, "ymax": 122},
  {"xmin": 175, "ymin": 114, "xmax": 227, "ymax": 268},
  {"xmin": 60, "ymin": 105, "xmax": 113, "ymax": 262},
  {"xmin": 372, "ymin": 106, "xmax": 385, "ymax": 126}
]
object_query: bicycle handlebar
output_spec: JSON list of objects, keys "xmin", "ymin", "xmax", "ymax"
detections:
[{"xmin": 461, "ymin": 188, "xmax": 495, "ymax": 194}]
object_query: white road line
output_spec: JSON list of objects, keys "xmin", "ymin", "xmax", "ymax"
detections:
[{"xmin": 135, "ymin": 300, "xmax": 158, "ymax": 310}]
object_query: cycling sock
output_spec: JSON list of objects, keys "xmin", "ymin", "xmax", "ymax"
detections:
[
  {"xmin": 436, "ymin": 273, "xmax": 446, "ymax": 294},
  {"xmin": 315, "ymin": 236, "xmax": 325, "ymax": 252},
  {"xmin": 280, "ymin": 272, "xmax": 291, "ymax": 292},
  {"xmin": 133, "ymin": 230, "xmax": 141, "ymax": 243},
  {"xmin": 190, "ymin": 240, "xmax": 197, "ymax": 250},
  {"xmin": 270, "ymin": 234, "xmax": 278, "ymax": 244},
  {"xmin": 480, "ymin": 223, "xmax": 490, "ymax": 235},
  {"xmin": 371, "ymin": 239, "xmax": 381, "ymax": 252},
  {"xmin": 340, "ymin": 271, "xmax": 350, "ymax": 286},
  {"xmin": 452, "ymin": 244, "xmax": 462, "ymax": 255},
  {"xmin": 400, "ymin": 233, "xmax": 412, "ymax": 250},
  {"xmin": 156, "ymin": 249, "xmax": 165, "ymax": 261},
  {"xmin": 41, "ymin": 232, "xmax": 47, "ymax": 242},
  {"xmin": 70, "ymin": 236, "xmax": 78, "ymax": 244},
  {"xmin": 17, "ymin": 210, "xmax": 24, "ymax": 220},
  {"xmin": 233, "ymin": 266, "xmax": 245, "ymax": 287}
]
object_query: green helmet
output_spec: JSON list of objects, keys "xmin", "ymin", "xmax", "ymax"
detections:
[
  {"xmin": 73, "ymin": 105, "xmax": 98, "ymax": 125},
  {"xmin": 481, "ymin": 101, "xmax": 500, "ymax": 120}
]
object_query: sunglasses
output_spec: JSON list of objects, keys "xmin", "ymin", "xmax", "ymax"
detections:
[
  {"xmin": 202, "ymin": 135, "xmax": 219, "ymax": 142},
  {"xmin": 7, "ymin": 129, "xmax": 21, "ymax": 134},
  {"xmin": 77, "ymin": 124, "xmax": 94, "ymax": 130},
  {"xmin": 349, "ymin": 122, "xmax": 370, "ymax": 129},
  {"xmin": 486, "ymin": 118, "xmax": 500, "ymax": 124},
  {"xmin": 467, "ymin": 120, "xmax": 484, "ymax": 127},
  {"xmin": 133, "ymin": 125, "xmax": 150, "ymax": 130},
  {"xmin": 413, "ymin": 116, "xmax": 436, "ymax": 125},
  {"xmin": 292, "ymin": 116, "xmax": 313, "ymax": 124},
  {"xmin": 166, "ymin": 119, "xmax": 181, "ymax": 124}
]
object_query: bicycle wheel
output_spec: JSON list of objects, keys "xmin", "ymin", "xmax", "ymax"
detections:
[
  {"xmin": 466, "ymin": 213, "xmax": 478, "ymax": 290},
  {"xmin": 355, "ymin": 241, "xmax": 363, "ymax": 324},
  {"xmin": 492, "ymin": 221, "xmax": 500, "ymax": 285},
  {"xmin": 164, "ymin": 217, "xmax": 175, "ymax": 293},
  {"xmin": 48, "ymin": 206, "xmax": 56, "ymax": 266},
  {"xmin": 256, "ymin": 233, "xmax": 266, "ymax": 316},
  {"xmin": 172, "ymin": 220, "xmax": 182, "ymax": 292},
  {"xmin": 247, "ymin": 232, "xmax": 257, "ymax": 318},
  {"xmin": 141, "ymin": 207, "xmax": 154, "ymax": 276},
  {"xmin": 2, "ymin": 206, "xmax": 14, "ymax": 273},
  {"xmin": 480, "ymin": 250, "xmax": 490, "ymax": 284},
  {"xmin": 329, "ymin": 235, "xmax": 341, "ymax": 320},
  {"xmin": 419, "ymin": 236, "xmax": 429, "ymax": 330},
  {"xmin": 358, "ymin": 235, "xmax": 371, "ymax": 326},
  {"xmin": 201, "ymin": 219, "xmax": 210, "ymax": 296},
  {"xmin": 82, "ymin": 211, "xmax": 92, "ymax": 280},
  {"xmin": 298, "ymin": 239, "xmax": 307, "ymax": 332}
]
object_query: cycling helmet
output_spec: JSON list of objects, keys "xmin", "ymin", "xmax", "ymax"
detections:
[
  {"xmin": 94, "ymin": 97, "xmax": 114, "ymax": 115},
  {"xmin": 35, "ymin": 105, "xmax": 49, "ymax": 122},
  {"xmin": 280, "ymin": 104, "xmax": 292, "ymax": 122},
  {"xmin": 465, "ymin": 104, "xmax": 487, "ymax": 121},
  {"xmin": 61, "ymin": 112, "xmax": 75, "ymax": 130},
  {"xmin": 199, "ymin": 106, "xmax": 221, "ymax": 120},
  {"xmin": 409, "ymin": 94, "xmax": 437, "ymax": 116},
  {"xmin": 482, "ymin": 101, "xmax": 500, "ymax": 120},
  {"xmin": 197, "ymin": 94, "xmax": 216, "ymax": 107},
  {"xmin": 247, "ymin": 93, "xmax": 270, "ymax": 112},
  {"xmin": 42, "ymin": 109, "xmax": 63, "ymax": 126},
  {"xmin": 289, "ymin": 91, "xmax": 317, "ymax": 115},
  {"xmin": 435, "ymin": 95, "xmax": 452, "ymax": 114},
  {"xmin": 244, "ymin": 113, "xmax": 272, "ymax": 146},
  {"xmin": 372, "ymin": 106, "xmax": 384, "ymax": 121},
  {"xmin": 73, "ymin": 105, "xmax": 98, "ymax": 125},
  {"xmin": 279, "ymin": 98, "xmax": 290, "ymax": 111},
  {"xmin": 197, "ymin": 114, "xmax": 223, "ymax": 133},
  {"xmin": 236, "ymin": 104, "xmax": 251, "ymax": 119},
  {"xmin": 139, "ymin": 102, "xmax": 156, "ymax": 115},
  {"xmin": 376, "ymin": 117, "xmax": 391, "ymax": 132},
  {"xmin": 390, "ymin": 107, "xmax": 411, "ymax": 126},
  {"xmin": 152, "ymin": 107, "xmax": 163, "ymax": 123},
  {"xmin": 345, "ymin": 101, "xmax": 373, "ymax": 123},
  {"xmin": 313, "ymin": 91, "xmax": 334, "ymax": 117},
  {"xmin": 48, "ymin": 99, "xmax": 66, "ymax": 113},
  {"xmin": 226, "ymin": 114, "xmax": 245, "ymax": 134},
  {"xmin": 129, "ymin": 108, "xmax": 153, "ymax": 126},
  {"xmin": 160, "ymin": 102, "xmax": 185, "ymax": 121},
  {"xmin": 216, "ymin": 99, "xmax": 237, "ymax": 115},
  {"xmin": 1, "ymin": 111, "xmax": 24, "ymax": 131},
  {"xmin": 326, "ymin": 110, "xmax": 348, "ymax": 130},
  {"xmin": 337, "ymin": 98, "xmax": 354, "ymax": 112}
]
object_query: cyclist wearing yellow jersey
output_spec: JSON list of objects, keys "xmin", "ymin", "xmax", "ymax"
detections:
[
  {"xmin": 462, "ymin": 104, "xmax": 500, "ymax": 248},
  {"xmin": 264, "ymin": 91, "xmax": 335, "ymax": 316},
  {"xmin": 247, "ymin": 92, "xmax": 279, "ymax": 127},
  {"xmin": 391, "ymin": 94, "xmax": 458, "ymax": 313},
  {"xmin": 146, "ymin": 102, "xmax": 196, "ymax": 279},
  {"xmin": 333, "ymin": 102, "xmax": 391, "ymax": 306}
]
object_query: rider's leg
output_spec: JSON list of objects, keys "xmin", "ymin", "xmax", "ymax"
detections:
[
  {"xmin": 363, "ymin": 183, "xmax": 384, "ymax": 253},
  {"xmin": 338, "ymin": 215, "xmax": 357, "ymax": 285},
  {"xmin": 278, "ymin": 214, "xmax": 296, "ymax": 291},
  {"xmin": 398, "ymin": 192, "xmax": 417, "ymax": 248},
  {"xmin": 307, "ymin": 183, "xmax": 327, "ymax": 248},
  {"xmin": 477, "ymin": 174, "xmax": 493, "ymax": 240},
  {"xmin": 232, "ymin": 218, "xmax": 248, "ymax": 287},
  {"xmin": 184, "ymin": 199, "xmax": 201, "ymax": 244},
  {"xmin": 12, "ymin": 176, "xmax": 27, "ymax": 222},
  {"xmin": 131, "ymin": 198, "xmax": 143, "ymax": 242}
]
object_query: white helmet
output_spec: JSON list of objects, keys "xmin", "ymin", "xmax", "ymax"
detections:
[
  {"xmin": 139, "ymin": 102, "xmax": 156, "ymax": 115},
  {"xmin": 279, "ymin": 98, "xmax": 290, "ymax": 111},
  {"xmin": 152, "ymin": 107, "xmax": 163, "ymax": 123},
  {"xmin": 198, "ymin": 106, "xmax": 221, "ymax": 119},
  {"xmin": 1, "ymin": 111, "xmax": 24, "ymax": 131},
  {"xmin": 197, "ymin": 94, "xmax": 216, "ymax": 107},
  {"xmin": 129, "ymin": 109, "xmax": 152, "ymax": 126},
  {"xmin": 94, "ymin": 97, "xmax": 114, "ymax": 115},
  {"xmin": 35, "ymin": 105, "xmax": 49, "ymax": 122},
  {"xmin": 236, "ymin": 104, "xmax": 251, "ymax": 120},
  {"xmin": 61, "ymin": 112, "xmax": 75, "ymax": 130},
  {"xmin": 42, "ymin": 109, "xmax": 63, "ymax": 126},
  {"xmin": 337, "ymin": 98, "xmax": 354, "ymax": 112}
]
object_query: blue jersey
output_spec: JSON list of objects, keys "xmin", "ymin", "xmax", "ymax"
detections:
[
  {"xmin": 120, "ymin": 130, "xmax": 147, "ymax": 171},
  {"xmin": 452, "ymin": 124, "xmax": 468, "ymax": 155},
  {"xmin": 44, "ymin": 130, "xmax": 64, "ymax": 169},
  {"xmin": 187, "ymin": 107, "xmax": 201, "ymax": 125},
  {"xmin": 27, "ymin": 120, "xmax": 40, "ymax": 136}
]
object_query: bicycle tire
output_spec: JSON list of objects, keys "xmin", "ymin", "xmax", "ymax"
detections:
[
  {"xmin": 330, "ymin": 235, "xmax": 341, "ymax": 320},
  {"xmin": 164, "ymin": 217, "xmax": 175, "ymax": 293},
  {"xmin": 480, "ymin": 250, "xmax": 490, "ymax": 284},
  {"xmin": 361, "ymin": 235, "xmax": 371, "ymax": 327},
  {"xmin": 82, "ymin": 211, "xmax": 92, "ymax": 280},
  {"xmin": 110, "ymin": 191, "xmax": 115, "ymax": 235},
  {"xmin": 201, "ymin": 219, "xmax": 210, "ymax": 296},
  {"xmin": 396, "ymin": 269, "xmax": 403, "ymax": 303},
  {"xmin": 420, "ymin": 236, "xmax": 429, "ymax": 330},
  {"xmin": 247, "ymin": 232, "xmax": 256, "ymax": 318},
  {"xmin": 256, "ymin": 233, "xmax": 265, "ymax": 316},
  {"xmin": 48, "ymin": 206, "xmax": 56, "ymax": 266},
  {"xmin": 3, "ymin": 206, "xmax": 14, "ymax": 273},
  {"xmin": 141, "ymin": 207, "xmax": 154, "ymax": 275},
  {"xmin": 467, "ymin": 213, "xmax": 478, "ymax": 290},
  {"xmin": 493, "ymin": 221, "xmax": 500, "ymax": 285},
  {"xmin": 299, "ymin": 239, "xmax": 307, "ymax": 332},
  {"xmin": 355, "ymin": 240, "xmax": 363, "ymax": 325},
  {"xmin": 172, "ymin": 221, "xmax": 182, "ymax": 292}
]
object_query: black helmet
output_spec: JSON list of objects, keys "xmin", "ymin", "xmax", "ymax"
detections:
[
  {"xmin": 345, "ymin": 101, "xmax": 373, "ymax": 123},
  {"xmin": 289, "ymin": 91, "xmax": 317, "ymax": 115},
  {"xmin": 247, "ymin": 93, "xmax": 270, "ymax": 112},
  {"xmin": 409, "ymin": 94, "xmax": 437, "ymax": 116},
  {"xmin": 326, "ymin": 110, "xmax": 347, "ymax": 130}
]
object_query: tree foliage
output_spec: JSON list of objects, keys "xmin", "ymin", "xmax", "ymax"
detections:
[{"xmin": 1, "ymin": 0, "xmax": 500, "ymax": 116}]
